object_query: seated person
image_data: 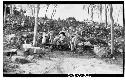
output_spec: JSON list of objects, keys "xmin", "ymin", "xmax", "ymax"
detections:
[
  {"xmin": 53, "ymin": 32, "xmax": 66, "ymax": 45},
  {"xmin": 59, "ymin": 32, "xmax": 67, "ymax": 44}
]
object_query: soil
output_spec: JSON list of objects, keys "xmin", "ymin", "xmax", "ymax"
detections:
[{"xmin": 3, "ymin": 51, "xmax": 123, "ymax": 74}]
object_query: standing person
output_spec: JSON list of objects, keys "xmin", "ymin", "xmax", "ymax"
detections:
[
  {"xmin": 68, "ymin": 26, "xmax": 76, "ymax": 37},
  {"xmin": 48, "ymin": 30, "xmax": 54, "ymax": 44},
  {"xmin": 68, "ymin": 26, "xmax": 76, "ymax": 50},
  {"xmin": 41, "ymin": 29, "xmax": 48, "ymax": 44},
  {"xmin": 70, "ymin": 31, "xmax": 79, "ymax": 51}
]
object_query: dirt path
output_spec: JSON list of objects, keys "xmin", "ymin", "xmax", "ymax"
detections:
[
  {"xmin": 15, "ymin": 51, "xmax": 123, "ymax": 74},
  {"xmin": 44, "ymin": 58, "xmax": 64, "ymax": 74}
]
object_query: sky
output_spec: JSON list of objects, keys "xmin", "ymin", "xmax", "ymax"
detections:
[{"xmin": 15, "ymin": 4, "xmax": 123, "ymax": 26}]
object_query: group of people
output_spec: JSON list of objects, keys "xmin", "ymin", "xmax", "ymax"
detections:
[
  {"xmin": 6, "ymin": 25, "xmax": 95, "ymax": 52},
  {"xmin": 40, "ymin": 26, "xmax": 84, "ymax": 51}
]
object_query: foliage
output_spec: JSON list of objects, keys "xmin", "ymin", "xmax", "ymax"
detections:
[{"xmin": 3, "ymin": 7, "xmax": 123, "ymax": 57}]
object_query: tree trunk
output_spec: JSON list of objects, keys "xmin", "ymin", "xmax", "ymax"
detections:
[
  {"xmin": 31, "ymin": 8, "xmax": 34, "ymax": 17},
  {"xmin": 28, "ymin": 4, "xmax": 34, "ymax": 17},
  {"xmin": 105, "ymin": 4, "xmax": 107, "ymax": 28},
  {"xmin": 51, "ymin": 4, "xmax": 57, "ymax": 19},
  {"xmin": 10, "ymin": 4, "xmax": 12, "ymax": 15},
  {"xmin": 4, "ymin": 4, "xmax": 6, "ymax": 24},
  {"xmin": 10, "ymin": 4, "xmax": 14, "ymax": 15},
  {"xmin": 110, "ymin": 4, "xmax": 114, "ymax": 55},
  {"xmin": 91, "ymin": 6, "xmax": 94, "ymax": 21},
  {"xmin": 100, "ymin": 4, "xmax": 102, "ymax": 23},
  {"xmin": 33, "ymin": 4, "xmax": 40, "ymax": 47},
  {"xmin": 45, "ymin": 4, "xmax": 49, "ymax": 17}
]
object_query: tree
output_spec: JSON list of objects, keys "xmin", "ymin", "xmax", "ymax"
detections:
[
  {"xmin": 88, "ymin": 4, "xmax": 97, "ymax": 21},
  {"xmin": 90, "ymin": 5, "xmax": 94, "ymax": 21},
  {"xmin": 28, "ymin": 4, "xmax": 35, "ymax": 17},
  {"xmin": 10, "ymin": 4, "xmax": 13, "ymax": 15},
  {"xmin": 99, "ymin": 4, "xmax": 102, "ymax": 23},
  {"xmin": 109, "ymin": 4, "xmax": 114, "ymax": 56},
  {"xmin": 51, "ymin": 4, "xmax": 57, "ymax": 19},
  {"xmin": 45, "ymin": 4, "xmax": 50, "ymax": 17},
  {"xmin": 83, "ymin": 4, "xmax": 95, "ymax": 21},
  {"xmin": 33, "ymin": 4, "xmax": 40, "ymax": 47},
  {"xmin": 84, "ymin": 4, "xmax": 103, "ymax": 23},
  {"xmin": 105, "ymin": 4, "xmax": 107, "ymax": 29},
  {"xmin": 93, "ymin": 4, "xmax": 103, "ymax": 23},
  {"xmin": 4, "ymin": 4, "xmax": 7, "ymax": 24}
]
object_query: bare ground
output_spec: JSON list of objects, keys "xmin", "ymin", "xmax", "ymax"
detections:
[{"xmin": 3, "ymin": 51, "xmax": 123, "ymax": 74}]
